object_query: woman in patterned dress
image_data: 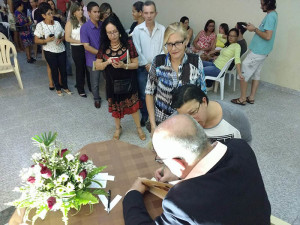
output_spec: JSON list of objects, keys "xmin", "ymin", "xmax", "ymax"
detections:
[
  {"xmin": 14, "ymin": 0, "xmax": 35, "ymax": 63},
  {"xmin": 94, "ymin": 14, "xmax": 146, "ymax": 141}
]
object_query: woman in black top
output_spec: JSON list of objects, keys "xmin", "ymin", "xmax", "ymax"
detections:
[{"xmin": 129, "ymin": 1, "xmax": 143, "ymax": 35}]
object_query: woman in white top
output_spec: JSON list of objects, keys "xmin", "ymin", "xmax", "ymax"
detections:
[
  {"xmin": 65, "ymin": 3, "xmax": 89, "ymax": 97},
  {"xmin": 34, "ymin": 2, "xmax": 72, "ymax": 96}
]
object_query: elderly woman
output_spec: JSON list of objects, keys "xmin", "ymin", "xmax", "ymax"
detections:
[
  {"xmin": 34, "ymin": 2, "xmax": 72, "ymax": 96},
  {"xmin": 94, "ymin": 14, "xmax": 145, "ymax": 141},
  {"xmin": 65, "ymin": 2, "xmax": 90, "ymax": 97},
  {"xmin": 203, "ymin": 28, "xmax": 242, "ymax": 90},
  {"xmin": 191, "ymin": 19, "xmax": 216, "ymax": 55},
  {"xmin": 145, "ymin": 22, "xmax": 207, "ymax": 136}
]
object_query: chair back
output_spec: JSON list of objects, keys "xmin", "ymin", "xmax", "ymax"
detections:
[
  {"xmin": 0, "ymin": 32, "xmax": 8, "ymax": 40},
  {"xmin": 216, "ymin": 57, "xmax": 235, "ymax": 79},
  {"xmin": 0, "ymin": 39, "xmax": 17, "ymax": 68}
]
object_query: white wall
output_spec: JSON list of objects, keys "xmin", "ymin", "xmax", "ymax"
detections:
[{"xmin": 93, "ymin": 0, "xmax": 300, "ymax": 91}]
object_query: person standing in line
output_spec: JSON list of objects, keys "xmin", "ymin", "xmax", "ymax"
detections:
[
  {"xmin": 231, "ymin": 0, "xmax": 277, "ymax": 105},
  {"xmin": 132, "ymin": 0, "xmax": 165, "ymax": 127},
  {"xmin": 80, "ymin": 1, "xmax": 102, "ymax": 108},
  {"xmin": 65, "ymin": 2, "xmax": 90, "ymax": 97},
  {"xmin": 99, "ymin": 2, "xmax": 111, "ymax": 22},
  {"xmin": 129, "ymin": 1, "xmax": 144, "ymax": 35}
]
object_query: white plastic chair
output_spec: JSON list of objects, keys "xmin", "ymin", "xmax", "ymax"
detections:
[
  {"xmin": 205, "ymin": 57, "xmax": 234, "ymax": 100},
  {"xmin": 0, "ymin": 39, "xmax": 23, "ymax": 89},
  {"xmin": 227, "ymin": 50, "xmax": 249, "ymax": 91},
  {"xmin": 0, "ymin": 32, "xmax": 8, "ymax": 40}
]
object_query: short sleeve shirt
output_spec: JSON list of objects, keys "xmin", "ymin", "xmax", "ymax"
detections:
[
  {"xmin": 249, "ymin": 11, "xmax": 278, "ymax": 55},
  {"xmin": 57, "ymin": 0, "xmax": 69, "ymax": 14},
  {"xmin": 34, "ymin": 21, "xmax": 65, "ymax": 53}
]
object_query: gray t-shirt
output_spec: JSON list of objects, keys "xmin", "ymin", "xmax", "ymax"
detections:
[{"xmin": 205, "ymin": 101, "xmax": 252, "ymax": 145}]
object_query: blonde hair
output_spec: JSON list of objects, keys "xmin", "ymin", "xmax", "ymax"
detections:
[{"xmin": 163, "ymin": 22, "xmax": 188, "ymax": 53}]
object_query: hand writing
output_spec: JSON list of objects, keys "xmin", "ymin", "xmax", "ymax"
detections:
[{"xmin": 155, "ymin": 166, "xmax": 178, "ymax": 183}]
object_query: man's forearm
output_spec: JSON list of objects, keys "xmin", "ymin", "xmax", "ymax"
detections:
[{"xmin": 84, "ymin": 45, "xmax": 98, "ymax": 55}]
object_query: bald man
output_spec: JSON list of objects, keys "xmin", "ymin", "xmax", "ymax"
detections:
[{"xmin": 123, "ymin": 115, "xmax": 270, "ymax": 225}]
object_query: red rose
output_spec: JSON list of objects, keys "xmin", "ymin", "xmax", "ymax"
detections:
[
  {"xmin": 47, "ymin": 197, "xmax": 56, "ymax": 210},
  {"xmin": 41, "ymin": 166, "xmax": 52, "ymax": 178},
  {"xmin": 27, "ymin": 176, "xmax": 36, "ymax": 183},
  {"xmin": 60, "ymin": 149, "xmax": 68, "ymax": 157},
  {"xmin": 79, "ymin": 169, "xmax": 87, "ymax": 180},
  {"xmin": 79, "ymin": 154, "xmax": 88, "ymax": 162}
]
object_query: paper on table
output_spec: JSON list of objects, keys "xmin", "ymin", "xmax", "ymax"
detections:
[
  {"xmin": 88, "ymin": 173, "xmax": 115, "ymax": 188},
  {"xmin": 98, "ymin": 194, "xmax": 123, "ymax": 212}
]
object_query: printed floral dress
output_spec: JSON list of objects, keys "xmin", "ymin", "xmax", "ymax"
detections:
[
  {"xmin": 15, "ymin": 10, "xmax": 33, "ymax": 47},
  {"xmin": 97, "ymin": 39, "xmax": 140, "ymax": 119}
]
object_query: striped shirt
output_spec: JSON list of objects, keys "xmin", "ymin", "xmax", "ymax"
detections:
[{"xmin": 145, "ymin": 53, "xmax": 206, "ymax": 123}]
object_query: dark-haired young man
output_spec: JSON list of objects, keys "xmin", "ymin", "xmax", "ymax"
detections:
[
  {"xmin": 80, "ymin": 2, "xmax": 102, "ymax": 108},
  {"xmin": 171, "ymin": 84, "xmax": 252, "ymax": 145},
  {"xmin": 232, "ymin": 0, "xmax": 278, "ymax": 105}
]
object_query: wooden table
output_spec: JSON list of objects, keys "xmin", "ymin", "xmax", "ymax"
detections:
[{"xmin": 9, "ymin": 140, "xmax": 163, "ymax": 225}]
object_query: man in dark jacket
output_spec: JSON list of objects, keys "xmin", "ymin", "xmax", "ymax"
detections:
[{"xmin": 123, "ymin": 114, "xmax": 271, "ymax": 225}]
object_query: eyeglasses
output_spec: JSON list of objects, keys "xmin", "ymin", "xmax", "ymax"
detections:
[
  {"xmin": 107, "ymin": 30, "xmax": 119, "ymax": 36},
  {"xmin": 155, "ymin": 154, "xmax": 183, "ymax": 164},
  {"xmin": 189, "ymin": 102, "xmax": 201, "ymax": 116},
  {"xmin": 165, "ymin": 40, "xmax": 185, "ymax": 50}
]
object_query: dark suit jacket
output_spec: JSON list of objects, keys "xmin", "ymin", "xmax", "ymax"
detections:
[{"xmin": 123, "ymin": 139, "xmax": 271, "ymax": 225}]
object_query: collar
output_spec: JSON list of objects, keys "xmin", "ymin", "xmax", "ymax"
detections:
[
  {"xmin": 165, "ymin": 53, "xmax": 188, "ymax": 67},
  {"xmin": 139, "ymin": 21, "xmax": 160, "ymax": 31},
  {"xmin": 185, "ymin": 141, "xmax": 227, "ymax": 180},
  {"xmin": 88, "ymin": 19, "xmax": 101, "ymax": 29}
]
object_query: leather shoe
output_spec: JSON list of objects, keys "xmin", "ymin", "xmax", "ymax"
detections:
[
  {"xmin": 94, "ymin": 101, "xmax": 101, "ymax": 108},
  {"xmin": 140, "ymin": 117, "xmax": 148, "ymax": 127}
]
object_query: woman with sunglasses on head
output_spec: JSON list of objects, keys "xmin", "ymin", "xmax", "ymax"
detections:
[
  {"xmin": 145, "ymin": 22, "xmax": 206, "ymax": 136},
  {"xmin": 34, "ymin": 2, "xmax": 72, "ymax": 96},
  {"xmin": 203, "ymin": 28, "xmax": 242, "ymax": 90},
  {"xmin": 65, "ymin": 2, "xmax": 90, "ymax": 98},
  {"xmin": 94, "ymin": 14, "xmax": 145, "ymax": 141}
]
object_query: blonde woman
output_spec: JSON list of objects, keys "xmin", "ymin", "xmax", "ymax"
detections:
[
  {"xmin": 145, "ymin": 22, "xmax": 207, "ymax": 136},
  {"xmin": 65, "ymin": 3, "xmax": 90, "ymax": 97}
]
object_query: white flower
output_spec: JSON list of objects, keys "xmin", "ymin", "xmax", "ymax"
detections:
[
  {"xmin": 58, "ymin": 174, "xmax": 69, "ymax": 183},
  {"xmin": 78, "ymin": 183, "xmax": 84, "ymax": 189},
  {"xmin": 56, "ymin": 187, "xmax": 65, "ymax": 195},
  {"xmin": 32, "ymin": 153, "xmax": 42, "ymax": 161},
  {"xmin": 66, "ymin": 182, "xmax": 75, "ymax": 192},
  {"xmin": 75, "ymin": 175, "xmax": 83, "ymax": 183},
  {"xmin": 65, "ymin": 154, "xmax": 74, "ymax": 161}
]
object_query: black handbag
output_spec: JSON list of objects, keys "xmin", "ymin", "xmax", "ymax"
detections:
[{"xmin": 113, "ymin": 78, "xmax": 132, "ymax": 94}]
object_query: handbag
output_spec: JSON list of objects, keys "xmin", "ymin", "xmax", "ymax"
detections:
[{"xmin": 113, "ymin": 49, "xmax": 132, "ymax": 94}]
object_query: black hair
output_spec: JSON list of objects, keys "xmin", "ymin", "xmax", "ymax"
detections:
[
  {"xmin": 262, "ymin": 0, "xmax": 276, "ymax": 10},
  {"xmin": 14, "ymin": 0, "xmax": 23, "ymax": 10},
  {"xmin": 143, "ymin": 1, "xmax": 156, "ymax": 12},
  {"xmin": 204, "ymin": 19, "xmax": 215, "ymax": 32},
  {"xmin": 219, "ymin": 23, "xmax": 229, "ymax": 35},
  {"xmin": 75, "ymin": 0, "xmax": 82, "ymax": 4},
  {"xmin": 100, "ymin": 14, "xmax": 129, "ymax": 52},
  {"xmin": 171, "ymin": 84, "xmax": 209, "ymax": 109},
  {"xmin": 87, "ymin": 1, "xmax": 99, "ymax": 12},
  {"xmin": 180, "ymin": 16, "xmax": 189, "ymax": 24},
  {"xmin": 38, "ymin": 2, "xmax": 52, "ymax": 16},
  {"xmin": 236, "ymin": 22, "xmax": 247, "ymax": 34},
  {"xmin": 100, "ymin": 3, "xmax": 112, "ymax": 20},
  {"xmin": 224, "ymin": 28, "xmax": 239, "ymax": 47},
  {"xmin": 133, "ymin": 1, "xmax": 144, "ymax": 12}
]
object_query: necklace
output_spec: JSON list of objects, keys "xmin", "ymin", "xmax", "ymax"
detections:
[
  {"xmin": 45, "ymin": 21, "xmax": 55, "ymax": 35},
  {"xmin": 110, "ymin": 42, "xmax": 121, "ymax": 51}
]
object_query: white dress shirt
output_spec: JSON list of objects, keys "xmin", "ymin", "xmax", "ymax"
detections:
[{"xmin": 132, "ymin": 21, "xmax": 165, "ymax": 66}]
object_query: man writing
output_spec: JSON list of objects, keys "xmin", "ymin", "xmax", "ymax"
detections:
[
  {"xmin": 123, "ymin": 114, "xmax": 271, "ymax": 224},
  {"xmin": 80, "ymin": 2, "xmax": 102, "ymax": 108},
  {"xmin": 231, "ymin": 0, "xmax": 278, "ymax": 105},
  {"xmin": 132, "ymin": 1, "xmax": 165, "ymax": 126}
]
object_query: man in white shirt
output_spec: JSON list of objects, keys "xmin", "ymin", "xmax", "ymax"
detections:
[{"xmin": 132, "ymin": 0, "xmax": 165, "ymax": 127}]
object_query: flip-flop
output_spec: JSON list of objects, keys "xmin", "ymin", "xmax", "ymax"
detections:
[
  {"xmin": 231, "ymin": 98, "xmax": 247, "ymax": 106},
  {"xmin": 246, "ymin": 96, "xmax": 255, "ymax": 104}
]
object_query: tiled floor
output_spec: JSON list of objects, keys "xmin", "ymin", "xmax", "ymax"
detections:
[{"xmin": 1, "ymin": 52, "xmax": 300, "ymax": 224}]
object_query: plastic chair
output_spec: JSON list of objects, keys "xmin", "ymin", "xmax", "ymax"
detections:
[
  {"xmin": 0, "ymin": 39, "xmax": 23, "ymax": 89},
  {"xmin": 205, "ymin": 57, "xmax": 234, "ymax": 100},
  {"xmin": 0, "ymin": 32, "xmax": 8, "ymax": 40},
  {"xmin": 227, "ymin": 50, "xmax": 249, "ymax": 91}
]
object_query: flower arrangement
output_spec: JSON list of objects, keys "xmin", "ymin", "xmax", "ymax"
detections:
[{"xmin": 7, "ymin": 132, "xmax": 107, "ymax": 225}]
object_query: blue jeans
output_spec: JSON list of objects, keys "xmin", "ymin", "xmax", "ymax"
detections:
[
  {"xmin": 87, "ymin": 66, "xmax": 101, "ymax": 101},
  {"xmin": 137, "ymin": 66, "xmax": 149, "ymax": 119},
  {"xmin": 203, "ymin": 61, "xmax": 221, "ymax": 87}
]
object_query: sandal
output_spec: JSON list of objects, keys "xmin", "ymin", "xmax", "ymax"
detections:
[
  {"xmin": 56, "ymin": 90, "xmax": 63, "ymax": 97},
  {"xmin": 137, "ymin": 127, "xmax": 146, "ymax": 141},
  {"xmin": 246, "ymin": 96, "xmax": 255, "ymax": 104},
  {"xmin": 113, "ymin": 127, "xmax": 122, "ymax": 140},
  {"xmin": 62, "ymin": 89, "xmax": 73, "ymax": 95},
  {"xmin": 231, "ymin": 98, "xmax": 246, "ymax": 106}
]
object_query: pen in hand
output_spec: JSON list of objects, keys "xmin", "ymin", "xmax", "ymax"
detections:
[
  {"xmin": 160, "ymin": 165, "xmax": 166, "ymax": 177},
  {"xmin": 107, "ymin": 190, "xmax": 111, "ymax": 214}
]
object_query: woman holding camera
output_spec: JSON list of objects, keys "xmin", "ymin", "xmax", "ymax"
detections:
[
  {"xmin": 34, "ymin": 2, "xmax": 71, "ymax": 96},
  {"xmin": 94, "ymin": 14, "xmax": 145, "ymax": 141}
]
